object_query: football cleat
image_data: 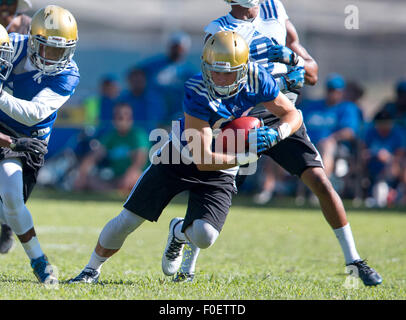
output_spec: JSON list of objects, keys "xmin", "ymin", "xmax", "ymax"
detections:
[
  {"xmin": 30, "ymin": 255, "xmax": 58, "ymax": 285},
  {"xmin": 0, "ymin": 224, "xmax": 15, "ymax": 254},
  {"xmin": 162, "ymin": 217, "xmax": 186, "ymax": 276},
  {"xmin": 173, "ymin": 272, "xmax": 195, "ymax": 283},
  {"xmin": 346, "ymin": 259, "xmax": 383, "ymax": 286},
  {"xmin": 68, "ymin": 268, "xmax": 100, "ymax": 284}
]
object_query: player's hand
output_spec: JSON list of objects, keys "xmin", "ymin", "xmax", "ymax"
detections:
[
  {"xmin": 280, "ymin": 66, "xmax": 305, "ymax": 91},
  {"xmin": 248, "ymin": 126, "xmax": 281, "ymax": 154},
  {"xmin": 10, "ymin": 137, "xmax": 48, "ymax": 155},
  {"xmin": 268, "ymin": 45, "xmax": 299, "ymax": 66}
]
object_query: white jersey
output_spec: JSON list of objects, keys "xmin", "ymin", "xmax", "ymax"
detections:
[{"xmin": 204, "ymin": 0, "xmax": 289, "ymax": 76}]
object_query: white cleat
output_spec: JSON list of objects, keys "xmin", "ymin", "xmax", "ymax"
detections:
[{"xmin": 162, "ymin": 217, "xmax": 186, "ymax": 276}]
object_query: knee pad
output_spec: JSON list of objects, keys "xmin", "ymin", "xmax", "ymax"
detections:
[
  {"xmin": 2, "ymin": 202, "xmax": 33, "ymax": 235},
  {"xmin": 99, "ymin": 209, "xmax": 145, "ymax": 250},
  {"xmin": 187, "ymin": 219, "xmax": 219, "ymax": 249}
]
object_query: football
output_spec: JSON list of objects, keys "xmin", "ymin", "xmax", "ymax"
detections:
[{"xmin": 216, "ymin": 116, "xmax": 261, "ymax": 153}]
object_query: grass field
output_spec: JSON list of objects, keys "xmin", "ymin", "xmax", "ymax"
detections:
[{"xmin": 0, "ymin": 191, "xmax": 405, "ymax": 300}]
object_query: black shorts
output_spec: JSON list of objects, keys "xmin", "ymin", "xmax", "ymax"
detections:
[
  {"xmin": 0, "ymin": 124, "xmax": 46, "ymax": 203},
  {"xmin": 123, "ymin": 142, "xmax": 237, "ymax": 233},
  {"xmin": 248, "ymin": 108, "xmax": 323, "ymax": 177}
]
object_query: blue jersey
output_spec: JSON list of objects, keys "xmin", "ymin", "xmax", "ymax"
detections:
[
  {"xmin": 300, "ymin": 99, "xmax": 361, "ymax": 145},
  {"xmin": 175, "ymin": 62, "xmax": 279, "ymax": 146},
  {"xmin": 1, "ymin": 33, "xmax": 80, "ymax": 139},
  {"xmin": 364, "ymin": 125, "xmax": 405, "ymax": 156}
]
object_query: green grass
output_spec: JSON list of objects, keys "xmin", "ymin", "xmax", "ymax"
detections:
[{"xmin": 0, "ymin": 192, "xmax": 405, "ymax": 300}]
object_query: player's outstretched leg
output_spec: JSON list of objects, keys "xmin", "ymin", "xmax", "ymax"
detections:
[
  {"xmin": 301, "ymin": 167, "xmax": 382, "ymax": 286},
  {"xmin": 162, "ymin": 218, "xmax": 218, "ymax": 280},
  {"xmin": 69, "ymin": 209, "xmax": 145, "ymax": 284},
  {"xmin": 0, "ymin": 159, "xmax": 57, "ymax": 284}
]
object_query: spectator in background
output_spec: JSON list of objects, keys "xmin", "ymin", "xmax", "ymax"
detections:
[
  {"xmin": 0, "ymin": 0, "xmax": 32, "ymax": 33},
  {"xmin": 300, "ymin": 73, "xmax": 362, "ymax": 177},
  {"xmin": 74, "ymin": 103, "xmax": 149, "ymax": 194},
  {"xmin": 380, "ymin": 80, "xmax": 406, "ymax": 129},
  {"xmin": 362, "ymin": 111, "xmax": 405, "ymax": 207},
  {"xmin": 344, "ymin": 80, "xmax": 365, "ymax": 123},
  {"xmin": 119, "ymin": 67, "xmax": 165, "ymax": 132},
  {"xmin": 139, "ymin": 31, "xmax": 197, "ymax": 124},
  {"xmin": 83, "ymin": 74, "xmax": 121, "ymax": 129}
]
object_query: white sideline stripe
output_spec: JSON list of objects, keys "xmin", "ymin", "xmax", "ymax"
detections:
[{"xmin": 36, "ymin": 226, "xmax": 101, "ymax": 234}]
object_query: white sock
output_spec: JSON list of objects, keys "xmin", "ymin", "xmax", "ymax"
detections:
[
  {"xmin": 21, "ymin": 236, "xmax": 43, "ymax": 260},
  {"xmin": 86, "ymin": 251, "xmax": 108, "ymax": 272},
  {"xmin": 174, "ymin": 221, "xmax": 187, "ymax": 243},
  {"xmin": 180, "ymin": 242, "xmax": 200, "ymax": 274},
  {"xmin": 334, "ymin": 223, "xmax": 361, "ymax": 264}
]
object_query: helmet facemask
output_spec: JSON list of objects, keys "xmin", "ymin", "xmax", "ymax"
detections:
[
  {"xmin": 202, "ymin": 60, "xmax": 248, "ymax": 99},
  {"xmin": 28, "ymin": 33, "xmax": 77, "ymax": 76},
  {"xmin": 0, "ymin": 40, "xmax": 13, "ymax": 82}
]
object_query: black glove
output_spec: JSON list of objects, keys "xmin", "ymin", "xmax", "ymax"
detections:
[{"xmin": 10, "ymin": 137, "xmax": 48, "ymax": 155}]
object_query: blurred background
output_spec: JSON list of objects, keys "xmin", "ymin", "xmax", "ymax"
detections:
[{"xmin": 5, "ymin": 0, "xmax": 406, "ymax": 209}]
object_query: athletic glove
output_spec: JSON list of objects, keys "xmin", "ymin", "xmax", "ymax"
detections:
[
  {"xmin": 278, "ymin": 66, "xmax": 305, "ymax": 92},
  {"xmin": 9, "ymin": 137, "xmax": 48, "ymax": 155},
  {"xmin": 268, "ymin": 45, "xmax": 299, "ymax": 66},
  {"xmin": 248, "ymin": 126, "xmax": 281, "ymax": 154}
]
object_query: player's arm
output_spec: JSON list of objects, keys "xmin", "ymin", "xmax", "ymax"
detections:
[
  {"xmin": 285, "ymin": 20, "xmax": 318, "ymax": 85},
  {"xmin": 184, "ymin": 113, "xmax": 250, "ymax": 171},
  {"xmin": 249, "ymin": 92, "xmax": 303, "ymax": 154},
  {"xmin": 0, "ymin": 87, "xmax": 70, "ymax": 126},
  {"xmin": 263, "ymin": 91, "xmax": 303, "ymax": 136}
]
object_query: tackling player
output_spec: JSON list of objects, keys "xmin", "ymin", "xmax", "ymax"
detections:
[
  {"xmin": 173, "ymin": 0, "xmax": 382, "ymax": 287},
  {"xmin": 68, "ymin": 31, "xmax": 302, "ymax": 284},
  {"xmin": 0, "ymin": 5, "xmax": 80, "ymax": 284}
]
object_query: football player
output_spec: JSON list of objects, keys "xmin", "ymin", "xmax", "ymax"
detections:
[
  {"xmin": 0, "ymin": 0, "xmax": 33, "ymax": 256},
  {"xmin": 0, "ymin": 5, "xmax": 80, "ymax": 284},
  {"xmin": 68, "ymin": 31, "xmax": 302, "ymax": 284},
  {"xmin": 173, "ymin": 0, "xmax": 382, "ymax": 287}
]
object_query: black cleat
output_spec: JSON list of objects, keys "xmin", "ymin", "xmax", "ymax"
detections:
[
  {"xmin": 0, "ymin": 224, "xmax": 15, "ymax": 254},
  {"xmin": 68, "ymin": 268, "xmax": 100, "ymax": 284},
  {"xmin": 173, "ymin": 272, "xmax": 195, "ymax": 283},
  {"xmin": 346, "ymin": 259, "xmax": 383, "ymax": 286}
]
